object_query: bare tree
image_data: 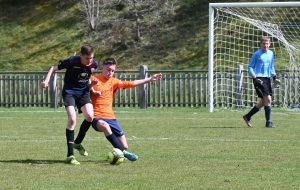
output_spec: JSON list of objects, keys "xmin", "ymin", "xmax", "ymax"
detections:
[
  {"xmin": 82, "ymin": 0, "xmax": 113, "ymax": 31},
  {"xmin": 80, "ymin": 0, "xmax": 176, "ymax": 51},
  {"xmin": 124, "ymin": 0, "xmax": 175, "ymax": 41}
]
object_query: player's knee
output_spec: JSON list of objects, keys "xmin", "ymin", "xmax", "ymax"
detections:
[
  {"xmin": 85, "ymin": 116, "xmax": 93, "ymax": 122},
  {"xmin": 84, "ymin": 114, "xmax": 93, "ymax": 122},
  {"xmin": 97, "ymin": 121, "xmax": 111, "ymax": 133},
  {"xmin": 98, "ymin": 126, "xmax": 110, "ymax": 133},
  {"xmin": 68, "ymin": 118, "xmax": 76, "ymax": 127}
]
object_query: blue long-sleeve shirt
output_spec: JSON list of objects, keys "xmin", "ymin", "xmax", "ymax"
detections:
[{"xmin": 248, "ymin": 49, "xmax": 276, "ymax": 78}]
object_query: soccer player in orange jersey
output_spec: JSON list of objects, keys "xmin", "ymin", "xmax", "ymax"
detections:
[{"xmin": 75, "ymin": 58, "xmax": 162, "ymax": 161}]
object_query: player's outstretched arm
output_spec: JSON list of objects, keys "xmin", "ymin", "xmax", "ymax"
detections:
[
  {"xmin": 40, "ymin": 66, "xmax": 58, "ymax": 89},
  {"xmin": 133, "ymin": 73, "xmax": 162, "ymax": 86},
  {"xmin": 149, "ymin": 73, "xmax": 163, "ymax": 82}
]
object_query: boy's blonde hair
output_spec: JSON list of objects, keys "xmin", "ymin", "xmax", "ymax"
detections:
[{"xmin": 261, "ymin": 36, "xmax": 271, "ymax": 43}]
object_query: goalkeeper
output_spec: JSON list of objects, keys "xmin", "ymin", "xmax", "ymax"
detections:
[{"xmin": 243, "ymin": 36, "xmax": 280, "ymax": 128}]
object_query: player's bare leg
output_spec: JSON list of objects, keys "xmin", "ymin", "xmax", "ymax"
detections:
[
  {"xmin": 117, "ymin": 135, "xmax": 138, "ymax": 161},
  {"xmin": 65, "ymin": 106, "xmax": 80, "ymax": 164},
  {"xmin": 263, "ymin": 95, "xmax": 276, "ymax": 128},
  {"xmin": 74, "ymin": 103, "xmax": 93, "ymax": 156}
]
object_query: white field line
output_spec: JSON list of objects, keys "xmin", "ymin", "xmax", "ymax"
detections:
[
  {"xmin": 0, "ymin": 136, "xmax": 299, "ymax": 143},
  {"xmin": 0, "ymin": 109, "xmax": 299, "ymax": 114},
  {"xmin": 0, "ymin": 110, "xmax": 164, "ymax": 113},
  {"xmin": 0, "ymin": 110, "xmax": 66, "ymax": 113},
  {"xmin": 0, "ymin": 117, "xmax": 248, "ymax": 121},
  {"xmin": 0, "ymin": 116, "xmax": 290, "ymax": 121}
]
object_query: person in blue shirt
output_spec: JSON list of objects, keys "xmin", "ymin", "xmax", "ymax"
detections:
[
  {"xmin": 40, "ymin": 44, "xmax": 98, "ymax": 164},
  {"xmin": 243, "ymin": 37, "xmax": 280, "ymax": 128}
]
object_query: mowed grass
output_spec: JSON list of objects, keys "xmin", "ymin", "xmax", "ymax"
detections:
[{"xmin": 0, "ymin": 107, "xmax": 299, "ymax": 190}]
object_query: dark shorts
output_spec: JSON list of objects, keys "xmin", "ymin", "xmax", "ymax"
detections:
[
  {"xmin": 92, "ymin": 118, "xmax": 124, "ymax": 137},
  {"xmin": 63, "ymin": 93, "xmax": 91, "ymax": 112},
  {"xmin": 254, "ymin": 77, "xmax": 272, "ymax": 98}
]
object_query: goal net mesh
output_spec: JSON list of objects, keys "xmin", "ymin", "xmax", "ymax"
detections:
[{"xmin": 212, "ymin": 5, "xmax": 300, "ymax": 109}]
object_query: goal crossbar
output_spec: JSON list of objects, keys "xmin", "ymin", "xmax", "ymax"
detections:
[{"xmin": 210, "ymin": 2, "xmax": 300, "ymax": 8}]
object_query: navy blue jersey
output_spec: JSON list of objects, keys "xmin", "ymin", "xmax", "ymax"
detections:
[{"xmin": 58, "ymin": 56, "xmax": 98, "ymax": 95}]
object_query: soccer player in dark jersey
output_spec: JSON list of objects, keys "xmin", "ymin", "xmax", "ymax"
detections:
[
  {"xmin": 243, "ymin": 37, "xmax": 280, "ymax": 128},
  {"xmin": 40, "ymin": 44, "xmax": 98, "ymax": 164}
]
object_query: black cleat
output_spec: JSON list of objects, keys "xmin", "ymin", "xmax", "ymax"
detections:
[{"xmin": 266, "ymin": 122, "xmax": 276, "ymax": 128}]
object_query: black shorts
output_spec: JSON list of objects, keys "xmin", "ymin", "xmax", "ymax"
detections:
[
  {"xmin": 254, "ymin": 77, "xmax": 272, "ymax": 98},
  {"xmin": 63, "ymin": 93, "xmax": 92, "ymax": 112}
]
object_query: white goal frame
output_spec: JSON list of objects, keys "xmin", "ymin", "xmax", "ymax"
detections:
[{"xmin": 208, "ymin": 2, "xmax": 300, "ymax": 112}]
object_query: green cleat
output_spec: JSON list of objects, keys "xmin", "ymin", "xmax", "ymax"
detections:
[
  {"xmin": 66, "ymin": 155, "xmax": 80, "ymax": 165},
  {"xmin": 74, "ymin": 143, "xmax": 88, "ymax": 156}
]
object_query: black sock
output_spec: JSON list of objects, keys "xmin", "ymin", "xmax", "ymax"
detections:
[
  {"xmin": 74, "ymin": 120, "xmax": 92, "ymax": 144},
  {"xmin": 66, "ymin": 129, "xmax": 74, "ymax": 157},
  {"xmin": 106, "ymin": 134, "xmax": 125, "ymax": 151},
  {"xmin": 247, "ymin": 106, "xmax": 260, "ymax": 118},
  {"xmin": 264, "ymin": 106, "xmax": 271, "ymax": 122}
]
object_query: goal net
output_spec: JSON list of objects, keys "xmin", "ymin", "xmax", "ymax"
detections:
[{"xmin": 208, "ymin": 2, "xmax": 300, "ymax": 112}]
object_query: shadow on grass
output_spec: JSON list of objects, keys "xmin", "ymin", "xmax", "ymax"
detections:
[
  {"xmin": 0, "ymin": 159, "xmax": 109, "ymax": 165},
  {"xmin": 189, "ymin": 126, "xmax": 244, "ymax": 129}
]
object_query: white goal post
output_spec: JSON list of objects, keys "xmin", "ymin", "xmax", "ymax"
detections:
[{"xmin": 208, "ymin": 2, "xmax": 300, "ymax": 112}]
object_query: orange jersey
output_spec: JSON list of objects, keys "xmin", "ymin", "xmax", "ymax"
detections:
[{"xmin": 90, "ymin": 75, "xmax": 135, "ymax": 119}]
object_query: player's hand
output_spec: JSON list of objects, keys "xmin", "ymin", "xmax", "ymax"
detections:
[
  {"xmin": 273, "ymin": 76, "xmax": 281, "ymax": 88},
  {"xmin": 40, "ymin": 81, "xmax": 48, "ymax": 89},
  {"xmin": 91, "ymin": 78, "xmax": 98, "ymax": 85},
  {"xmin": 151, "ymin": 73, "xmax": 162, "ymax": 81},
  {"xmin": 252, "ymin": 78, "xmax": 263, "ymax": 86},
  {"xmin": 92, "ymin": 90, "xmax": 101, "ymax": 98}
]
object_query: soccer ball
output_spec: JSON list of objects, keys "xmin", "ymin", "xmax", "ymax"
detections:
[{"xmin": 106, "ymin": 148, "xmax": 124, "ymax": 165}]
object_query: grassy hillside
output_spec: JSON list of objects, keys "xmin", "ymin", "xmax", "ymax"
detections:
[
  {"xmin": 0, "ymin": 0, "xmax": 280, "ymax": 71},
  {"xmin": 0, "ymin": 0, "xmax": 87, "ymax": 71}
]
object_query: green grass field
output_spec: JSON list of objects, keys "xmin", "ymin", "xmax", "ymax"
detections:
[{"xmin": 0, "ymin": 107, "xmax": 300, "ymax": 190}]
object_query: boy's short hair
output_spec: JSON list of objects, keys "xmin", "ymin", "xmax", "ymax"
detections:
[
  {"xmin": 81, "ymin": 44, "xmax": 94, "ymax": 55},
  {"xmin": 103, "ymin": 58, "xmax": 117, "ymax": 65},
  {"xmin": 261, "ymin": 36, "xmax": 271, "ymax": 43}
]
